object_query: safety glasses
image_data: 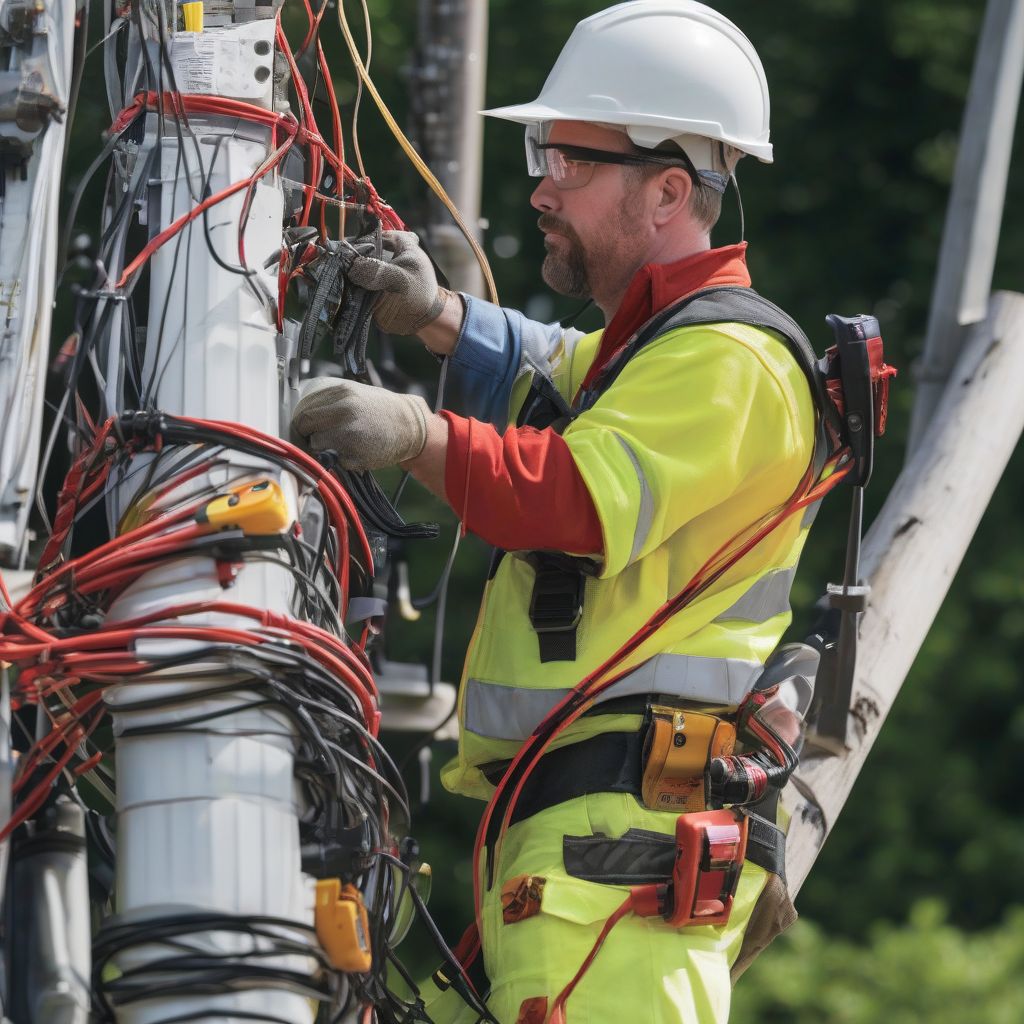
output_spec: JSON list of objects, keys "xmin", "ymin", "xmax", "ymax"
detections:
[{"xmin": 525, "ymin": 124, "xmax": 695, "ymax": 190}]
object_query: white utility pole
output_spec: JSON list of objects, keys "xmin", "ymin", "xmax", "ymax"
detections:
[
  {"xmin": 0, "ymin": 0, "xmax": 79, "ymax": 566},
  {"xmin": 410, "ymin": 0, "xmax": 488, "ymax": 296},
  {"xmin": 907, "ymin": 0, "xmax": 1024, "ymax": 450},
  {"xmin": 787, "ymin": 0, "xmax": 1024, "ymax": 892},
  {"xmin": 101, "ymin": 6, "xmax": 312, "ymax": 1022}
]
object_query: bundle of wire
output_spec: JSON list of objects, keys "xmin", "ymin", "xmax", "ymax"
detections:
[
  {"xmin": 0, "ymin": 406, "xmax": 497, "ymax": 1021},
  {"xmin": 0, "ymin": 2, "xmax": 506, "ymax": 1020},
  {"xmin": 55, "ymin": 0, "xmax": 494, "ymax": 449},
  {"xmin": 0, "ymin": 411, "xmax": 412, "ymax": 1017}
]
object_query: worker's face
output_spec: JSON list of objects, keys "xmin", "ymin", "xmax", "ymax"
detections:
[{"xmin": 529, "ymin": 121, "xmax": 653, "ymax": 301}]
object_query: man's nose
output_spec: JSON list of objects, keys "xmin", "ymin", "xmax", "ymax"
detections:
[{"xmin": 530, "ymin": 177, "xmax": 560, "ymax": 213}]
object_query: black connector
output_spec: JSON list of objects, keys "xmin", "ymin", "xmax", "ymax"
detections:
[
  {"xmin": 116, "ymin": 409, "xmax": 166, "ymax": 444},
  {"xmin": 301, "ymin": 818, "xmax": 376, "ymax": 880}
]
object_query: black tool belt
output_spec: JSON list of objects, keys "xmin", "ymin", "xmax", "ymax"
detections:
[{"xmin": 482, "ymin": 731, "xmax": 787, "ymax": 883}]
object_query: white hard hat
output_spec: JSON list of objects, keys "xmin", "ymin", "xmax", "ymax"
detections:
[{"xmin": 483, "ymin": 0, "xmax": 773, "ymax": 176}]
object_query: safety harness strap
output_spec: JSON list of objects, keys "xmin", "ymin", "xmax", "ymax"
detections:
[
  {"xmin": 576, "ymin": 286, "xmax": 836, "ymax": 437},
  {"xmin": 482, "ymin": 731, "xmax": 645, "ymax": 826},
  {"xmin": 526, "ymin": 552, "xmax": 594, "ymax": 664}
]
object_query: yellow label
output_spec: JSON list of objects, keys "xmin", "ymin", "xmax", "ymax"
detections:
[{"xmin": 182, "ymin": 2, "xmax": 204, "ymax": 33}]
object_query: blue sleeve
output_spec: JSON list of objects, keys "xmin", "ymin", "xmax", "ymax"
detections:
[{"xmin": 442, "ymin": 294, "xmax": 563, "ymax": 428}]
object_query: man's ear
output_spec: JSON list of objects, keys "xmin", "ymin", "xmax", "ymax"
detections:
[{"xmin": 652, "ymin": 167, "xmax": 693, "ymax": 226}]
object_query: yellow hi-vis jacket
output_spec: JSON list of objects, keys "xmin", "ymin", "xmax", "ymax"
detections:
[{"xmin": 442, "ymin": 316, "xmax": 816, "ymax": 801}]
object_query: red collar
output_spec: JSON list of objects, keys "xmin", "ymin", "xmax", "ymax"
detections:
[{"xmin": 579, "ymin": 243, "xmax": 752, "ymax": 393}]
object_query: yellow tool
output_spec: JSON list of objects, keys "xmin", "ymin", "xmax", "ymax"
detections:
[
  {"xmin": 195, "ymin": 479, "xmax": 290, "ymax": 535},
  {"xmin": 641, "ymin": 705, "xmax": 735, "ymax": 813},
  {"xmin": 315, "ymin": 879, "xmax": 372, "ymax": 972},
  {"xmin": 181, "ymin": 1, "xmax": 203, "ymax": 32}
]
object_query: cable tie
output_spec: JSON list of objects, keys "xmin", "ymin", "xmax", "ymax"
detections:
[
  {"xmin": 77, "ymin": 288, "xmax": 127, "ymax": 303},
  {"xmin": 118, "ymin": 410, "xmax": 166, "ymax": 444}
]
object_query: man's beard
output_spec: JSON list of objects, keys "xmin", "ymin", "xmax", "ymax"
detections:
[
  {"xmin": 537, "ymin": 199, "xmax": 646, "ymax": 301},
  {"xmin": 538, "ymin": 214, "xmax": 591, "ymax": 299}
]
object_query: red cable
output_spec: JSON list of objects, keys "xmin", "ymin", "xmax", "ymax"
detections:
[
  {"xmin": 6, "ymin": 623, "xmax": 378, "ymax": 732},
  {"xmin": 319, "ymin": 41, "xmax": 346, "ymax": 196},
  {"xmin": 276, "ymin": 18, "xmax": 320, "ymax": 227},
  {"xmin": 176, "ymin": 414, "xmax": 375, "ymax": 580},
  {"xmin": 119, "ymin": 175, "xmax": 264, "ymax": 289},
  {"xmin": 107, "ymin": 91, "xmax": 303, "ymax": 287},
  {"xmin": 548, "ymin": 896, "xmax": 634, "ymax": 1024}
]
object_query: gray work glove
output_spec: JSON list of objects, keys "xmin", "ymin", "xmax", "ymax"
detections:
[
  {"xmin": 343, "ymin": 230, "xmax": 445, "ymax": 336},
  {"xmin": 292, "ymin": 377, "xmax": 431, "ymax": 471}
]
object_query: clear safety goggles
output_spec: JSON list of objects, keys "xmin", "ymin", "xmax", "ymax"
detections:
[{"xmin": 524, "ymin": 122, "xmax": 697, "ymax": 191}]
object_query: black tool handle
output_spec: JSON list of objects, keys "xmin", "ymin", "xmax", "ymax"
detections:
[{"xmin": 826, "ymin": 313, "xmax": 879, "ymax": 487}]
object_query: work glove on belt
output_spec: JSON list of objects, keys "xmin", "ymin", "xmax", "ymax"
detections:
[
  {"xmin": 292, "ymin": 377, "xmax": 431, "ymax": 471},
  {"xmin": 342, "ymin": 230, "xmax": 445, "ymax": 336}
]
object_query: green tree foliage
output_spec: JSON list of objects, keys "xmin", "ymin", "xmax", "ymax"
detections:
[{"xmin": 732, "ymin": 903, "xmax": 1024, "ymax": 1024}]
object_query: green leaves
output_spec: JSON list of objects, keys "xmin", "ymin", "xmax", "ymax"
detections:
[{"xmin": 733, "ymin": 903, "xmax": 1024, "ymax": 1024}]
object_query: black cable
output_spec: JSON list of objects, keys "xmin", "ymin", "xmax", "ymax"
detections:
[
  {"xmin": 60, "ymin": 0, "xmax": 89, "ymax": 180},
  {"xmin": 154, "ymin": 3, "xmax": 204, "ymax": 206},
  {"xmin": 58, "ymin": 125, "xmax": 134, "ymax": 278},
  {"xmin": 92, "ymin": 913, "xmax": 330, "ymax": 1019},
  {"xmin": 197, "ymin": 130, "xmax": 272, "ymax": 286},
  {"xmin": 67, "ymin": 641, "xmax": 397, "ymax": 828},
  {"xmin": 244, "ymin": 547, "xmax": 343, "ymax": 632},
  {"xmin": 405, "ymin": 882, "xmax": 497, "ymax": 1024}
]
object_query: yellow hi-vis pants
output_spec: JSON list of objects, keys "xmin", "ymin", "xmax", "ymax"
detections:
[{"xmin": 421, "ymin": 792, "xmax": 767, "ymax": 1024}]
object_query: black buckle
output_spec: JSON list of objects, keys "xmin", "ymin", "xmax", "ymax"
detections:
[{"xmin": 529, "ymin": 567, "xmax": 585, "ymax": 633}]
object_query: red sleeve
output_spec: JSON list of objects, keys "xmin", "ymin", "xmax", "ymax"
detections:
[{"xmin": 440, "ymin": 411, "xmax": 603, "ymax": 555}]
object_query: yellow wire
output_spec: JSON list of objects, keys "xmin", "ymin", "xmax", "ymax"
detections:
[{"xmin": 336, "ymin": 0, "xmax": 499, "ymax": 304}]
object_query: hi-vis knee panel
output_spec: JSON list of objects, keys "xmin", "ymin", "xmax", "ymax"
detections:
[{"xmin": 443, "ymin": 322, "xmax": 816, "ymax": 798}]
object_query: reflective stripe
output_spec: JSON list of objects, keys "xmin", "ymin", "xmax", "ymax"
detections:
[
  {"xmin": 713, "ymin": 566, "xmax": 796, "ymax": 624},
  {"xmin": 463, "ymin": 653, "xmax": 762, "ymax": 741},
  {"xmin": 613, "ymin": 434, "xmax": 653, "ymax": 564}
]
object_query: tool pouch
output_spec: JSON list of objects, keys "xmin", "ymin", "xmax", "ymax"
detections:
[
  {"xmin": 641, "ymin": 705, "xmax": 735, "ymax": 813},
  {"xmin": 630, "ymin": 809, "xmax": 749, "ymax": 928}
]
